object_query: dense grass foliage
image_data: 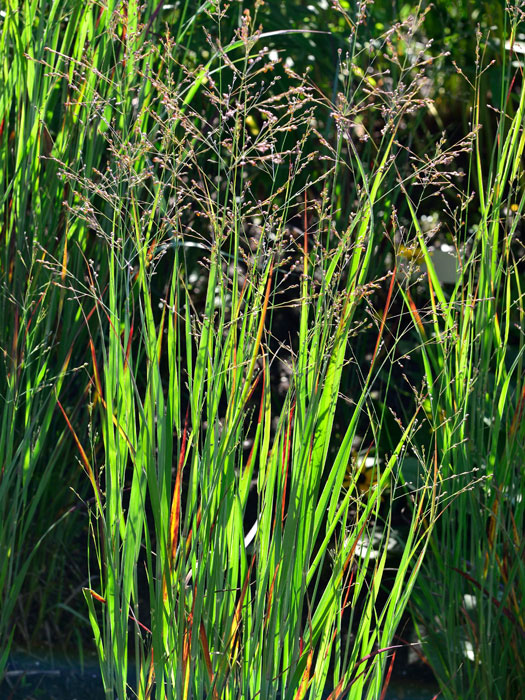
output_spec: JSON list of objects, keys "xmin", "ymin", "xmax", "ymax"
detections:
[{"xmin": 1, "ymin": 1, "xmax": 523, "ymax": 699}]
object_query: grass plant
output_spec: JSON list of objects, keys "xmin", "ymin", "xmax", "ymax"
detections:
[
  {"xmin": 407, "ymin": 21, "xmax": 525, "ymax": 698},
  {"xmin": 51, "ymin": 5, "xmax": 440, "ymax": 699},
  {"xmin": 0, "ymin": 2, "xmax": 523, "ymax": 699}
]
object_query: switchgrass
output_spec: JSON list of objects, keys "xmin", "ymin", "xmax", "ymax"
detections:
[
  {"xmin": 47, "ymin": 5, "xmax": 439, "ymax": 699},
  {"xmin": 1, "ymin": 2, "xmax": 523, "ymax": 700},
  {"xmin": 0, "ymin": 0, "xmax": 103, "ymax": 672},
  {"xmin": 407, "ymin": 21, "xmax": 525, "ymax": 698},
  {"xmin": 0, "ymin": 0, "xmax": 215, "ymax": 673}
]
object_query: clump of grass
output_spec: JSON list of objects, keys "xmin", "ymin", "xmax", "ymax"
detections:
[
  {"xmin": 404, "ymin": 16, "xmax": 525, "ymax": 699},
  {"xmin": 50, "ymin": 5, "xmax": 447, "ymax": 699},
  {"xmin": 0, "ymin": 0, "xmax": 109, "ymax": 672},
  {"xmin": 5, "ymin": 2, "xmax": 522, "ymax": 700}
]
